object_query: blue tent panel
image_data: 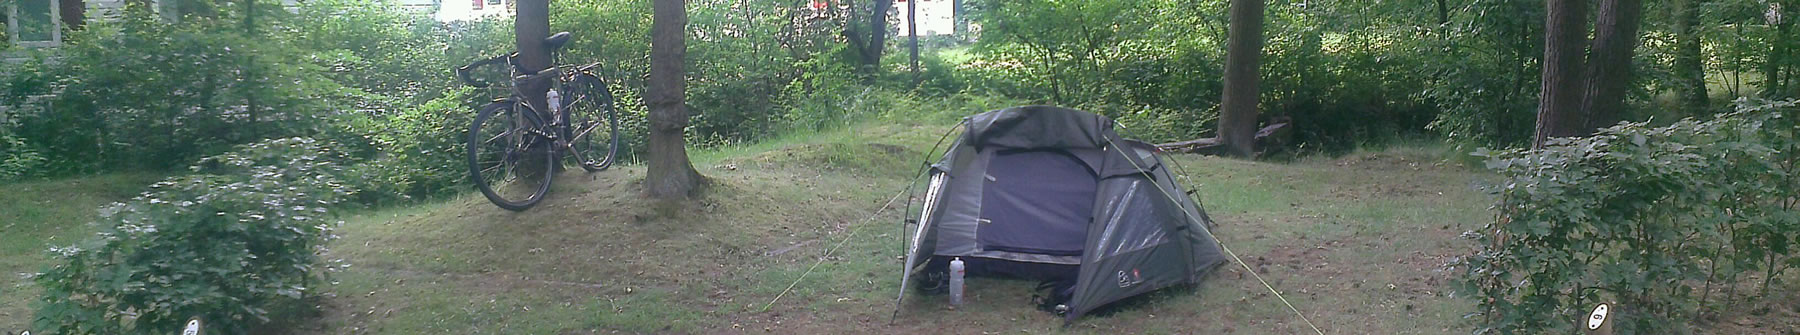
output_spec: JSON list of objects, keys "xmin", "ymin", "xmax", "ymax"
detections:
[{"xmin": 976, "ymin": 149, "xmax": 1097, "ymax": 256}]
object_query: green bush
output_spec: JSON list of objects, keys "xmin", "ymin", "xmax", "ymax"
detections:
[
  {"xmin": 288, "ymin": 0, "xmax": 460, "ymax": 105},
  {"xmin": 31, "ymin": 138, "xmax": 354, "ymax": 334},
  {"xmin": 336, "ymin": 89, "xmax": 483, "ymax": 205},
  {"xmin": 7, "ymin": 5, "xmax": 358, "ymax": 173},
  {"xmin": 0, "ymin": 134, "xmax": 47, "ymax": 182},
  {"xmin": 1456, "ymin": 100, "xmax": 1800, "ymax": 333}
]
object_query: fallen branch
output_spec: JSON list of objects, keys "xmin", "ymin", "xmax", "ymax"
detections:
[{"xmin": 1156, "ymin": 120, "xmax": 1290, "ymax": 154}]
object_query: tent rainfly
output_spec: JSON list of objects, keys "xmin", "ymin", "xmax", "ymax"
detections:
[{"xmin": 895, "ymin": 105, "xmax": 1227, "ymax": 322}]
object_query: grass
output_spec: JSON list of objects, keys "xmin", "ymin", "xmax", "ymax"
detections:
[
  {"xmin": 282, "ymin": 120, "xmax": 1501, "ymax": 334},
  {"xmin": 0, "ymin": 173, "xmax": 165, "ymax": 331},
  {"xmin": 1, "ymin": 120, "xmax": 1505, "ymax": 334},
  {"xmin": 0, "ymin": 123, "xmax": 1498, "ymax": 333}
]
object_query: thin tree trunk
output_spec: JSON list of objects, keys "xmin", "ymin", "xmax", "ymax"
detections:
[
  {"xmin": 908, "ymin": 0, "xmax": 920, "ymax": 87},
  {"xmin": 1768, "ymin": 2, "xmax": 1793, "ymax": 98},
  {"xmin": 1532, "ymin": 0, "xmax": 1590, "ymax": 149},
  {"xmin": 244, "ymin": 0, "xmax": 259, "ymax": 140},
  {"xmin": 1579, "ymin": 0, "xmax": 1643, "ymax": 131},
  {"xmin": 646, "ymin": 0, "xmax": 706, "ymax": 199},
  {"xmin": 1436, "ymin": 0, "xmax": 1450, "ymax": 26},
  {"xmin": 859, "ymin": 0, "xmax": 895, "ymax": 73},
  {"xmin": 1218, "ymin": 0, "xmax": 1265, "ymax": 158},
  {"xmin": 1673, "ymin": 0, "xmax": 1710, "ymax": 115}
]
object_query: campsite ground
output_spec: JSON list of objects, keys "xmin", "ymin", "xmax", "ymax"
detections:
[{"xmin": 14, "ymin": 120, "xmax": 1792, "ymax": 333}]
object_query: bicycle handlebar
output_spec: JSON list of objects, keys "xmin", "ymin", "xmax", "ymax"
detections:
[{"xmin": 456, "ymin": 53, "xmax": 511, "ymax": 88}]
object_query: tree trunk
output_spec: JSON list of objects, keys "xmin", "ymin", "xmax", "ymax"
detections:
[
  {"xmin": 1436, "ymin": 0, "xmax": 1450, "ymax": 26},
  {"xmin": 515, "ymin": 0, "xmax": 553, "ymax": 118},
  {"xmin": 243, "ymin": 0, "xmax": 258, "ymax": 140},
  {"xmin": 514, "ymin": 0, "xmax": 555, "ymax": 180},
  {"xmin": 646, "ymin": 0, "xmax": 706, "ymax": 199},
  {"xmin": 1218, "ymin": 0, "xmax": 1265, "ymax": 158},
  {"xmin": 844, "ymin": 0, "xmax": 894, "ymax": 74},
  {"xmin": 907, "ymin": 0, "xmax": 920, "ymax": 87},
  {"xmin": 1768, "ymin": 1, "xmax": 1793, "ymax": 98},
  {"xmin": 1579, "ymin": 0, "xmax": 1643, "ymax": 131},
  {"xmin": 60, "ymin": 0, "xmax": 86, "ymax": 29},
  {"xmin": 1673, "ymin": 0, "xmax": 1709, "ymax": 115},
  {"xmin": 1532, "ymin": 0, "xmax": 1590, "ymax": 149}
]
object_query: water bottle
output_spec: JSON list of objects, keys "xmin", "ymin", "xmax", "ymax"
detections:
[
  {"xmin": 949, "ymin": 257, "xmax": 966, "ymax": 307},
  {"xmin": 546, "ymin": 89, "xmax": 562, "ymax": 113}
]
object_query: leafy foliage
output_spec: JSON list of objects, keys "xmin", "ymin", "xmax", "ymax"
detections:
[
  {"xmin": 0, "ymin": 134, "xmax": 47, "ymax": 181},
  {"xmin": 287, "ymin": 0, "xmax": 460, "ymax": 105},
  {"xmin": 31, "ymin": 138, "xmax": 354, "ymax": 334},
  {"xmin": 4, "ymin": 4, "xmax": 357, "ymax": 173},
  {"xmin": 335, "ymin": 89, "xmax": 483, "ymax": 205},
  {"xmin": 1457, "ymin": 100, "xmax": 1800, "ymax": 333}
]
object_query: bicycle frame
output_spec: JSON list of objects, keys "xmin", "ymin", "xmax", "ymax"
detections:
[{"xmin": 460, "ymin": 37, "xmax": 620, "ymax": 211}]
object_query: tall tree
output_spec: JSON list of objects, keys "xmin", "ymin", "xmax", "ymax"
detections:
[
  {"xmin": 1766, "ymin": 1, "xmax": 1794, "ymax": 98},
  {"xmin": 515, "ymin": 0, "xmax": 553, "ymax": 124},
  {"xmin": 844, "ymin": 0, "xmax": 896, "ymax": 75},
  {"xmin": 907, "ymin": 0, "xmax": 920, "ymax": 86},
  {"xmin": 243, "ymin": 0, "xmax": 259, "ymax": 139},
  {"xmin": 1532, "ymin": 0, "xmax": 1590, "ymax": 148},
  {"xmin": 1436, "ymin": 0, "xmax": 1451, "ymax": 25},
  {"xmin": 1673, "ymin": 0, "xmax": 1710, "ymax": 114},
  {"xmin": 1579, "ymin": 0, "xmax": 1645, "ymax": 130},
  {"xmin": 646, "ymin": 0, "xmax": 706, "ymax": 198},
  {"xmin": 513, "ymin": 0, "xmax": 556, "ymax": 180},
  {"xmin": 1218, "ymin": 0, "xmax": 1266, "ymax": 157}
]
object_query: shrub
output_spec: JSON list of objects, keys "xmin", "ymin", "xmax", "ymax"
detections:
[
  {"xmin": 10, "ymin": 6, "xmax": 357, "ymax": 173},
  {"xmin": 31, "ymin": 138, "xmax": 354, "ymax": 334},
  {"xmin": 336, "ymin": 89, "xmax": 482, "ymax": 205},
  {"xmin": 0, "ymin": 134, "xmax": 47, "ymax": 182},
  {"xmin": 1456, "ymin": 100, "xmax": 1800, "ymax": 333}
]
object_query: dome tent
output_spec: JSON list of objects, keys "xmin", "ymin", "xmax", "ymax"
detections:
[{"xmin": 895, "ymin": 105, "xmax": 1226, "ymax": 322}]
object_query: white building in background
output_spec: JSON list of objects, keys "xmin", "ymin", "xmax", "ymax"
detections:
[
  {"xmin": 436, "ymin": 0, "xmax": 509, "ymax": 22},
  {"xmin": 895, "ymin": 0, "xmax": 954, "ymax": 36}
]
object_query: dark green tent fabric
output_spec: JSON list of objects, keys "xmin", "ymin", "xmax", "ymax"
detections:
[{"xmin": 898, "ymin": 105, "xmax": 1226, "ymax": 322}]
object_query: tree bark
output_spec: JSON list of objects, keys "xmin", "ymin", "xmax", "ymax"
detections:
[
  {"xmin": 1579, "ymin": 0, "xmax": 1643, "ymax": 131},
  {"xmin": 1532, "ymin": 0, "xmax": 1590, "ymax": 149},
  {"xmin": 646, "ymin": 0, "xmax": 706, "ymax": 199},
  {"xmin": 513, "ymin": 0, "xmax": 555, "ymax": 180},
  {"xmin": 1218, "ymin": 0, "xmax": 1265, "ymax": 158},
  {"xmin": 515, "ymin": 0, "xmax": 553, "ymax": 118},
  {"xmin": 907, "ymin": 0, "xmax": 920, "ymax": 87},
  {"xmin": 1767, "ymin": 1, "xmax": 1793, "ymax": 98},
  {"xmin": 843, "ymin": 0, "xmax": 894, "ymax": 74},
  {"xmin": 1436, "ymin": 0, "xmax": 1450, "ymax": 26},
  {"xmin": 60, "ymin": 0, "xmax": 86, "ymax": 29},
  {"xmin": 243, "ymin": 0, "xmax": 259, "ymax": 140},
  {"xmin": 1673, "ymin": 0, "xmax": 1709, "ymax": 115}
]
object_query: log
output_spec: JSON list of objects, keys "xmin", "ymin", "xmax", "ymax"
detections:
[{"xmin": 1156, "ymin": 120, "xmax": 1289, "ymax": 154}]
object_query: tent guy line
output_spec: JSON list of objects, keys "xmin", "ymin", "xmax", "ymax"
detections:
[
  {"xmin": 760, "ymin": 177, "xmax": 919, "ymax": 312},
  {"xmin": 1100, "ymin": 130, "xmax": 1327, "ymax": 335}
]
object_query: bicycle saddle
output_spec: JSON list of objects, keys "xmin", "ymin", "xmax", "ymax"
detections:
[{"xmin": 545, "ymin": 32, "xmax": 572, "ymax": 52}]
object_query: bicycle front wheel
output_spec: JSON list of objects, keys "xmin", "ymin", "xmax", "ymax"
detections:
[
  {"xmin": 561, "ymin": 72, "xmax": 621, "ymax": 171},
  {"xmin": 468, "ymin": 101, "xmax": 555, "ymax": 211}
]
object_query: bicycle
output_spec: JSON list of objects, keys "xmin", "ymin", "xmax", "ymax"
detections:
[{"xmin": 456, "ymin": 31, "xmax": 622, "ymax": 211}]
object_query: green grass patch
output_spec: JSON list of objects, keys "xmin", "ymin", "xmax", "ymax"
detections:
[
  {"xmin": 0, "ymin": 173, "xmax": 164, "ymax": 331},
  {"xmin": 3, "ymin": 117, "xmax": 1506, "ymax": 334},
  {"xmin": 280, "ymin": 117, "xmax": 1501, "ymax": 333}
]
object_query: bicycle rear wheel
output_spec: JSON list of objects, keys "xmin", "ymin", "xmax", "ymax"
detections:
[
  {"xmin": 468, "ymin": 101, "xmax": 555, "ymax": 211},
  {"xmin": 561, "ymin": 72, "xmax": 621, "ymax": 171}
]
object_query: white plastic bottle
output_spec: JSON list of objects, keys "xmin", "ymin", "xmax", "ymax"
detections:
[
  {"xmin": 949, "ymin": 257, "xmax": 966, "ymax": 307},
  {"xmin": 546, "ymin": 89, "xmax": 562, "ymax": 113}
]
